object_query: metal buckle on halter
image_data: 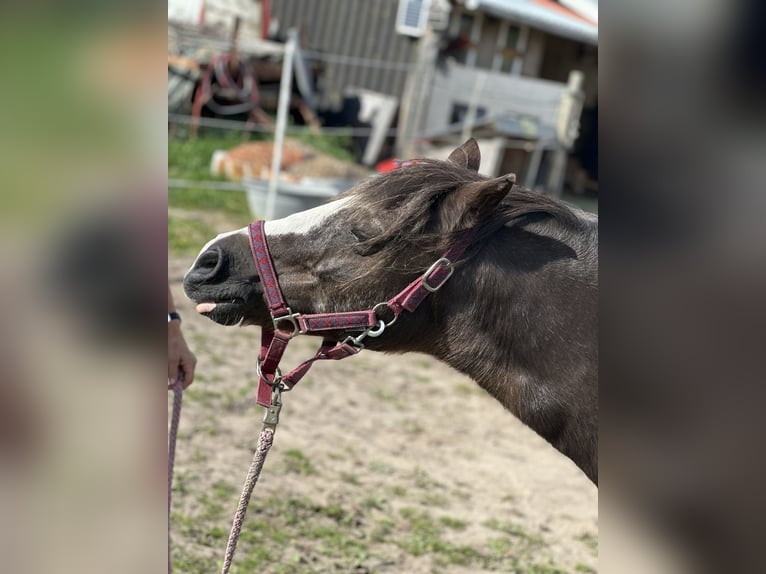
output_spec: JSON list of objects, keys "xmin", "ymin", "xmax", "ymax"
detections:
[
  {"xmin": 272, "ymin": 308, "xmax": 302, "ymax": 335},
  {"xmin": 342, "ymin": 319, "xmax": 386, "ymax": 349},
  {"xmin": 255, "ymin": 358, "xmax": 287, "ymax": 388},
  {"xmin": 421, "ymin": 258, "xmax": 455, "ymax": 292}
]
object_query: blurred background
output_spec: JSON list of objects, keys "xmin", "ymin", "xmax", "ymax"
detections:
[{"xmin": 168, "ymin": 0, "xmax": 598, "ymax": 260}]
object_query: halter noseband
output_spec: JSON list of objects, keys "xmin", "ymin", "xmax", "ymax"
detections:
[{"xmin": 248, "ymin": 220, "xmax": 474, "ymax": 406}]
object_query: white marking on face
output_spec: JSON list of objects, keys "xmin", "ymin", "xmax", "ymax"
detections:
[
  {"xmin": 186, "ymin": 227, "xmax": 249, "ymax": 274},
  {"xmin": 264, "ymin": 197, "xmax": 351, "ymax": 237}
]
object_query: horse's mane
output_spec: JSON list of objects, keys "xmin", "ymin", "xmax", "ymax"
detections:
[{"xmin": 340, "ymin": 160, "xmax": 585, "ymax": 273}]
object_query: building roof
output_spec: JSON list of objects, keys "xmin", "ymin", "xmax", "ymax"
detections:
[{"xmin": 470, "ymin": 0, "xmax": 598, "ymax": 45}]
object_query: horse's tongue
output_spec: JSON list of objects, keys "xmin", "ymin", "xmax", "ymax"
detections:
[{"xmin": 196, "ymin": 302, "xmax": 217, "ymax": 313}]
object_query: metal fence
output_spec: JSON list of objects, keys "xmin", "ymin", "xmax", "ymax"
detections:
[{"xmin": 272, "ymin": 0, "xmax": 418, "ymax": 108}]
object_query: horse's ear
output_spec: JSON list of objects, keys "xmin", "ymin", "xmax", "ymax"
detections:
[
  {"xmin": 442, "ymin": 174, "xmax": 516, "ymax": 230},
  {"xmin": 446, "ymin": 138, "xmax": 481, "ymax": 172}
]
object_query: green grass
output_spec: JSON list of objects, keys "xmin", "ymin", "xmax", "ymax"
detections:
[
  {"xmin": 167, "ymin": 131, "xmax": 354, "ymax": 218},
  {"xmin": 577, "ymin": 531, "xmax": 599, "ymax": 554},
  {"xmin": 169, "ymin": 186, "xmax": 250, "ymax": 219},
  {"xmin": 172, "ymin": 490, "xmax": 574, "ymax": 573},
  {"xmin": 169, "ymin": 133, "xmax": 247, "ymax": 181},
  {"xmin": 168, "ymin": 133, "xmax": 251, "ymax": 218},
  {"xmin": 439, "ymin": 516, "xmax": 468, "ymax": 531},
  {"xmin": 293, "ymin": 132, "xmax": 354, "ymax": 162},
  {"xmin": 168, "ymin": 215, "xmax": 218, "ymax": 254},
  {"xmin": 482, "ymin": 518, "xmax": 544, "ymax": 547},
  {"xmin": 283, "ymin": 449, "xmax": 317, "ymax": 475}
]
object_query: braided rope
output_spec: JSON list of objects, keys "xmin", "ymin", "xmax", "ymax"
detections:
[
  {"xmin": 167, "ymin": 379, "xmax": 184, "ymax": 574},
  {"xmin": 220, "ymin": 427, "xmax": 275, "ymax": 574}
]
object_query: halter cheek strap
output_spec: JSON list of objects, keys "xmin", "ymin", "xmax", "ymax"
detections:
[{"xmin": 248, "ymin": 220, "xmax": 474, "ymax": 406}]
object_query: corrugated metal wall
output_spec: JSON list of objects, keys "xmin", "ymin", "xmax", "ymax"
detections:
[{"xmin": 272, "ymin": 0, "xmax": 418, "ymax": 108}]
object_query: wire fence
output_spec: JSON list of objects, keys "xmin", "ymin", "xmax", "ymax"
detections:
[
  {"xmin": 168, "ymin": 113, "xmax": 400, "ymax": 137},
  {"xmin": 168, "ymin": 22, "xmax": 585, "ymax": 201}
]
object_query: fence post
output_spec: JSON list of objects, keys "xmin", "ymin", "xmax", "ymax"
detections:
[
  {"xmin": 265, "ymin": 28, "xmax": 297, "ymax": 220},
  {"xmin": 397, "ymin": 27, "xmax": 439, "ymax": 159}
]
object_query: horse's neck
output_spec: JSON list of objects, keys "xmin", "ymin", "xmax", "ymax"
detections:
[{"xmin": 429, "ymin": 234, "xmax": 598, "ymax": 483}]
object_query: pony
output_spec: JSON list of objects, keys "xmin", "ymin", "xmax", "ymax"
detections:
[{"xmin": 183, "ymin": 139, "xmax": 598, "ymax": 483}]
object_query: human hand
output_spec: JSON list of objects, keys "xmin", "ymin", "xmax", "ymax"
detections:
[{"xmin": 168, "ymin": 320, "xmax": 196, "ymax": 389}]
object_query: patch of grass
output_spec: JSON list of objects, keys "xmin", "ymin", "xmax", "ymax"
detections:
[
  {"xmin": 294, "ymin": 132, "xmax": 354, "ymax": 162},
  {"xmin": 575, "ymin": 563, "xmax": 597, "ymax": 573},
  {"xmin": 169, "ymin": 186, "xmax": 250, "ymax": 218},
  {"xmin": 401, "ymin": 419, "xmax": 424, "ymax": 435},
  {"xmin": 371, "ymin": 386, "xmax": 397, "ymax": 402},
  {"xmin": 389, "ymin": 484, "xmax": 407, "ymax": 497},
  {"xmin": 368, "ymin": 460, "xmax": 394, "ymax": 475},
  {"xmin": 414, "ymin": 358, "xmax": 433, "ymax": 369},
  {"xmin": 184, "ymin": 386, "xmax": 221, "ymax": 406},
  {"xmin": 192, "ymin": 447, "xmax": 208, "ymax": 463},
  {"xmin": 212, "ymin": 480, "xmax": 237, "ymax": 502},
  {"xmin": 171, "ymin": 546, "xmax": 218, "ymax": 574},
  {"xmin": 339, "ymin": 471, "xmax": 360, "ymax": 485},
  {"xmin": 487, "ymin": 535, "xmax": 514, "ymax": 559},
  {"xmin": 482, "ymin": 519, "xmax": 544, "ymax": 548},
  {"xmin": 439, "ymin": 516, "xmax": 468, "ymax": 531},
  {"xmin": 421, "ymin": 492, "xmax": 450, "ymax": 508},
  {"xmin": 577, "ymin": 531, "xmax": 598, "ymax": 554},
  {"xmin": 395, "ymin": 508, "xmax": 480, "ymax": 566},
  {"xmin": 196, "ymin": 493, "xmax": 227, "ymax": 521},
  {"xmin": 411, "ymin": 467, "xmax": 443, "ymax": 490},
  {"xmin": 169, "ymin": 133, "xmax": 244, "ymax": 180},
  {"xmin": 455, "ymin": 382, "xmax": 478, "ymax": 395},
  {"xmin": 168, "ymin": 133, "xmax": 251, "ymax": 217},
  {"xmin": 283, "ymin": 449, "xmax": 317, "ymax": 475},
  {"xmin": 525, "ymin": 564, "xmax": 569, "ymax": 574},
  {"xmin": 371, "ymin": 518, "xmax": 395, "ymax": 543},
  {"xmin": 168, "ymin": 216, "xmax": 218, "ymax": 254},
  {"xmin": 233, "ymin": 545, "xmax": 275, "ymax": 572},
  {"xmin": 308, "ymin": 525, "xmax": 368, "ymax": 559},
  {"xmin": 361, "ymin": 496, "xmax": 388, "ymax": 511}
]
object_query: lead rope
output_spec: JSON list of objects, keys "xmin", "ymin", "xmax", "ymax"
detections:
[
  {"xmin": 168, "ymin": 378, "xmax": 184, "ymax": 574},
  {"xmin": 220, "ymin": 384, "xmax": 283, "ymax": 574},
  {"xmin": 168, "ymin": 377, "xmax": 283, "ymax": 574}
]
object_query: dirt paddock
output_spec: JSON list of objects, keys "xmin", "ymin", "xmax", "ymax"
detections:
[{"xmin": 169, "ymin": 256, "xmax": 597, "ymax": 574}]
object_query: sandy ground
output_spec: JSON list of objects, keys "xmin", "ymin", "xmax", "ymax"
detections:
[{"xmin": 169, "ymin": 252, "xmax": 597, "ymax": 573}]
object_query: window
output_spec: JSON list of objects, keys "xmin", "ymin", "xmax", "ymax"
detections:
[
  {"xmin": 499, "ymin": 26, "xmax": 521, "ymax": 73},
  {"xmin": 492, "ymin": 22, "xmax": 528, "ymax": 75}
]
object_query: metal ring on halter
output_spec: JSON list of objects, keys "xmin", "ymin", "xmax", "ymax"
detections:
[
  {"xmin": 366, "ymin": 319, "xmax": 386, "ymax": 338},
  {"xmin": 255, "ymin": 358, "xmax": 284, "ymax": 386},
  {"xmin": 373, "ymin": 302, "xmax": 398, "ymax": 327}
]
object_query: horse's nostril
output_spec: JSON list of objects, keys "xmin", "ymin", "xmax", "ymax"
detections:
[
  {"xmin": 197, "ymin": 248, "xmax": 220, "ymax": 270},
  {"xmin": 189, "ymin": 246, "xmax": 225, "ymax": 283}
]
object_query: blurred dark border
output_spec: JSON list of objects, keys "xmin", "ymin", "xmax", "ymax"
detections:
[{"xmin": 601, "ymin": 0, "xmax": 766, "ymax": 571}]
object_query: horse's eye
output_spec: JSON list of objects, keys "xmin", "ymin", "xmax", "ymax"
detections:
[{"xmin": 348, "ymin": 228, "xmax": 370, "ymax": 243}]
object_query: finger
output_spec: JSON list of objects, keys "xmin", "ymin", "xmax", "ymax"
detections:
[
  {"xmin": 181, "ymin": 356, "xmax": 197, "ymax": 388},
  {"xmin": 168, "ymin": 356, "xmax": 180, "ymax": 385}
]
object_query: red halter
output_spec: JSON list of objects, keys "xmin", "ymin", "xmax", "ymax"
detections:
[{"xmin": 248, "ymin": 220, "xmax": 474, "ymax": 406}]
